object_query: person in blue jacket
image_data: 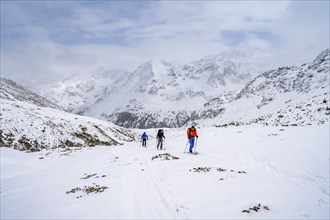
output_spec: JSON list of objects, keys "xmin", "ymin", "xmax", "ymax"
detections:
[{"xmin": 141, "ymin": 132, "xmax": 148, "ymax": 147}]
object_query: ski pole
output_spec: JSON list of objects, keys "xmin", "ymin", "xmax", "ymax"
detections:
[{"xmin": 184, "ymin": 139, "xmax": 189, "ymax": 153}]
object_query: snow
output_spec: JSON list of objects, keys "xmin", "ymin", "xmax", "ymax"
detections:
[
  {"xmin": 0, "ymin": 99, "xmax": 136, "ymax": 151},
  {"xmin": 209, "ymin": 88, "xmax": 329, "ymax": 126},
  {"xmin": 1, "ymin": 48, "xmax": 329, "ymax": 219},
  {"xmin": 1, "ymin": 124, "xmax": 329, "ymax": 219}
]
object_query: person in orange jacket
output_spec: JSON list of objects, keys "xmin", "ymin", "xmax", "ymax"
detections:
[{"xmin": 187, "ymin": 125, "xmax": 198, "ymax": 153}]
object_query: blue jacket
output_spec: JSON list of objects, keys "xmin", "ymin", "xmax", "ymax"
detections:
[{"xmin": 141, "ymin": 133, "xmax": 148, "ymax": 140}]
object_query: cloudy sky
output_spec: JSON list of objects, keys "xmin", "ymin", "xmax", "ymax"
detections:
[{"xmin": 1, "ymin": 1, "xmax": 329, "ymax": 86}]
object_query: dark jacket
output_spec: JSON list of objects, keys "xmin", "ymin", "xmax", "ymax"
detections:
[{"xmin": 156, "ymin": 130, "xmax": 165, "ymax": 139}]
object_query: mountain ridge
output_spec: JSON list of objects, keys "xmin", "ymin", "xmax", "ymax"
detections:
[
  {"xmin": 0, "ymin": 77, "xmax": 62, "ymax": 110},
  {"xmin": 15, "ymin": 48, "xmax": 330, "ymax": 129},
  {"xmin": 210, "ymin": 48, "xmax": 330, "ymax": 127},
  {"xmin": 39, "ymin": 48, "xmax": 273, "ymax": 128},
  {"xmin": 0, "ymin": 78, "xmax": 136, "ymax": 152}
]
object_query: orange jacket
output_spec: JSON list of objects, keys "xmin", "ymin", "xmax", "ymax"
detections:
[{"xmin": 187, "ymin": 128, "xmax": 198, "ymax": 138}]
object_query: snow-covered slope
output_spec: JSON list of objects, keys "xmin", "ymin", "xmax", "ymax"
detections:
[
  {"xmin": 237, "ymin": 48, "xmax": 329, "ymax": 98},
  {"xmin": 1, "ymin": 125, "xmax": 329, "ymax": 219},
  {"xmin": 209, "ymin": 48, "xmax": 330, "ymax": 127},
  {"xmin": 0, "ymin": 79, "xmax": 136, "ymax": 152},
  {"xmin": 1, "ymin": 77, "xmax": 61, "ymax": 110}
]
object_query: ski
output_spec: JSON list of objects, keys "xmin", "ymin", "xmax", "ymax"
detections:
[{"xmin": 185, "ymin": 151, "xmax": 198, "ymax": 155}]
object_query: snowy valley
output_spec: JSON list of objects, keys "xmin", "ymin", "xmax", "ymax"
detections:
[
  {"xmin": 1, "ymin": 125, "xmax": 329, "ymax": 219},
  {"xmin": 0, "ymin": 48, "xmax": 329, "ymax": 219}
]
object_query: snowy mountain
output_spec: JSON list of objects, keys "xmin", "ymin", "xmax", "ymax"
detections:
[
  {"xmin": 37, "ymin": 48, "xmax": 329, "ymax": 129},
  {"xmin": 237, "ymin": 48, "xmax": 329, "ymax": 98},
  {"xmin": 1, "ymin": 77, "xmax": 61, "ymax": 110},
  {"xmin": 210, "ymin": 48, "xmax": 330, "ymax": 127},
  {"xmin": 38, "ymin": 69, "xmax": 131, "ymax": 114},
  {"xmin": 0, "ymin": 77, "xmax": 136, "ymax": 152},
  {"xmin": 39, "ymin": 49, "xmax": 274, "ymax": 128}
]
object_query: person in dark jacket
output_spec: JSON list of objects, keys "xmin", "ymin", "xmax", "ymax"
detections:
[
  {"xmin": 141, "ymin": 132, "xmax": 148, "ymax": 147},
  {"xmin": 156, "ymin": 129, "xmax": 165, "ymax": 150}
]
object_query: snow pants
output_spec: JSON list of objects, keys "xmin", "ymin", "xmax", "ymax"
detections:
[
  {"xmin": 157, "ymin": 138, "xmax": 163, "ymax": 150},
  {"xmin": 142, "ymin": 139, "xmax": 147, "ymax": 147},
  {"xmin": 189, "ymin": 137, "xmax": 195, "ymax": 152}
]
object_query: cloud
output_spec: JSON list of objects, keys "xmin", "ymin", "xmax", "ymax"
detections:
[
  {"xmin": 276, "ymin": 1, "xmax": 329, "ymax": 50},
  {"xmin": 1, "ymin": 1, "xmax": 329, "ymax": 86}
]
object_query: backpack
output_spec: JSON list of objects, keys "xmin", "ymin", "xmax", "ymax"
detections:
[{"xmin": 157, "ymin": 129, "xmax": 164, "ymax": 138}]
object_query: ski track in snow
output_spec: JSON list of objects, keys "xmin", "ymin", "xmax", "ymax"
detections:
[{"xmin": 119, "ymin": 144, "xmax": 188, "ymax": 219}]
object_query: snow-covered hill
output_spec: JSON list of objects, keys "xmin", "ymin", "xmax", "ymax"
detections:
[
  {"xmin": 1, "ymin": 77, "xmax": 61, "ymax": 110},
  {"xmin": 210, "ymin": 48, "xmax": 330, "ymax": 127},
  {"xmin": 0, "ymin": 78, "xmax": 136, "ymax": 151},
  {"xmin": 237, "ymin": 48, "xmax": 329, "ymax": 98}
]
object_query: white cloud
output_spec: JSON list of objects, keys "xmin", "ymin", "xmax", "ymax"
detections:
[{"xmin": 1, "ymin": 1, "xmax": 329, "ymax": 86}]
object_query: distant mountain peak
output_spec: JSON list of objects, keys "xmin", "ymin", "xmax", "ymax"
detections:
[{"xmin": 200, "ymin": 48, "xmax": 267, "ymax": 63}]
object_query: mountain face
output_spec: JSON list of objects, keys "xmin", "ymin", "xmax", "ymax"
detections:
[
  {"xmin": 0, "ymin": 78, "xmax": 62, "ymax": 110},
  {"xmin": 37, "ymin": 48, "xmax": 329, "ymax": 129},
  {"xmin": 39, "ymin": 49, "xmax": 273, "ymax": 128},
  {"xmin": 0, "ymin": 77, "xmax": 136, "ymax": 152},
  {"xmin": 38, "ymin": 69, "xmax": 131, "ymax": 114},
  {"xmin": 236, "ymin": 49, "xmax": 329, "ymax": 99},
  {"xmin": 211, "ymin": 48, "xmax": 330, "ymax": 127}
]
